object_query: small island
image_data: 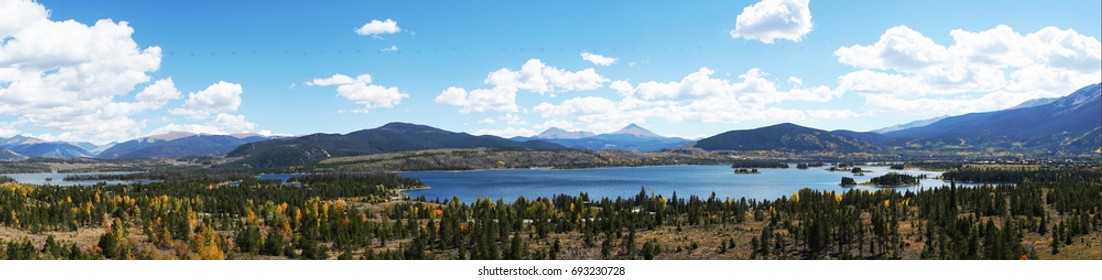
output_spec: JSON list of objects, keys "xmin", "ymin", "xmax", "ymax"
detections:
[
  {"xmin": 733, "ymin": 168, "xmax": 761, "ymax": 174},
  {"xmin": 840, "ymin": 177, "xmax": 857, "ymax": 186},
  {"xmin": 868, "ymin": 172, "xmax": 923, "ymax": 186}
]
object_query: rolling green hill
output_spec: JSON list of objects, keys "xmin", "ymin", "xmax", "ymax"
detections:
[
  {"xmin": 693, "ymin": 123, "xmax": 880, "ymax": 153},
  {"xmin": 227, "ymin": 122, "xmax": 567, "ymax": 168}
]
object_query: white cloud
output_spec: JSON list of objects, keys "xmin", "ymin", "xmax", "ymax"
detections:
[
  {"xmin": 580, "ymin": 52, "xmax": 617, "ymax": 66},
  {"xmin": 472, "ymin": 127, "xmax": 536, "ymax": 138},
  {"xmin": 614, "ymin": 67, "xmax": 840, "ymax": 103},
  {"xmin": 485, "ymin": 59, "xmax": 608, "ymax": 94},
  {"xmin": 0, "ymin": 0, "xmax": 47, "ymax": 38},
  {"xmin": 379, "ymin": 45, "xmax": 399, "ymax": 52},
  {"xmin": 0, "ymin": 122, "xmax": 19, "ymax": 138},
  {"xmin": 151, "ymin": 113, "xmax": 257, "ymax": 136},
  {"xmin": 533, "ymin": 67, "xmax": 846, "ymax": 132},
  {"xmin": 308, "ymin": 73, "xmax": 408, "ymax": 113},
  {"xmin": 305, "ymin": 73, "xmax": 360, "ymax": 86},
  {"xmin": 498, "ymin": 113, "xmax": 527, "ymax": 125},
  {"xmin": 436, "ymin": 59, "xmax": 608, "ymax": 113},
  {"xmin": 355, "ymin": 18, "xmax": 400, "ymax": 37},
  {"xmin": 170, "ymin": 81, "xmax": 243, "ymax": 119},
  {"xmin": 475, "ymin": 113, "xmax": 527, "ymax": 125},
  {"xmin": 807, "ymin": 109, "xmax": 860, "ymax": 119},
  {"xmin": 835, "ymin": 25, "xmax": 1101, "ymax": 115},
  {"xmin": 787, "ymin": 76, "xmax": 803, "ymax": 86},
  {"xmin": 532, "ymin": 120, "xmax": 578, "ymax": 132},
  {"xmin": 135, "ymin": 78, "xmax": 181, "ymax": 106},
  {"xmin": 729, "ymin": 0, "xmax": 814, "ymax": 44},
  {"xmin": 434, "ymin": 86, "xmax": 519, "ymax": 113},
  {"xmin": 0, "ymin": 0, "xmax": 167, "ymax": 143},
  {"xmin": 834, "ymin": 25, "xmax": 948, "ymax": 71},
  {"xmin": 532, "ymin": 96, "xmax": 649, "ymax": 133},
  {"xmin": 158, "ymin": 81, "xmax": 263, "ymax": 137}
]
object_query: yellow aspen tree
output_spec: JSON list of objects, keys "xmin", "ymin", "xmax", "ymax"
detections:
[
  {"xmin": 246, "ymin": 209, "xmax": 257, "ymax": 225},
  {"xmin": 9, "ymin": 210, "xmax": 18, "ymax": 228},
  {"xmin": 294, "ymin": 208, "xmax": 303, "ymax": 229},
  {"xmin": 194, "ymin": 225, "xmax": 225, "ymax": 260},
  {"xmin": 333, "ymin": 199, "xmax": 347, "ymax": 213}
]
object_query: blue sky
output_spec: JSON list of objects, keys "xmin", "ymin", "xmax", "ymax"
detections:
[{"xmin": 2, "ymin": 0, "xmax": 1100, "ymax": 143}]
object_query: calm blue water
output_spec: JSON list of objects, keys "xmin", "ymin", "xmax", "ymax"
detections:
[
  {"xmin": 401, "ymin": 165, "xmax": 979, "ymax": 204},
  {"xmin": 2, "ymin": 172, "xmax": 159, "ymax": 186}
]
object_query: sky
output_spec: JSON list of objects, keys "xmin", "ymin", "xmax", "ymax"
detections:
[{"xmin": 1, "ymin": 0, "xmax": 1100, "ymax": 144}]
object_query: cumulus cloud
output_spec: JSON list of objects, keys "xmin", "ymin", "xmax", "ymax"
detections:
[
  {"xmin": 435, "ymin": 59, "xmax": 608, "ymax": 113},
  {"xmin": 158, "ymin": 80, "xmax": 262, "ymax": 136},
  {"xmin": 729, "ymin": 0, "xmax": 814, "ymax": 44},
  {"xmin": 472, "ymin": 127, "xmax": 536, "ymax": 138},
  {"xmin": 151, "ymin": 113, "xmax": 257, "ymax": 136},
  {"xmin": 170, "ymin": 81, "xmax": 243, "ymax": 119},
  {"xmin": 835, "ymin": 25, "xmax": 1102, "ymax": 114},
  {"xmin": 355, "ymin": 19, "xmax": 400, "ymax": 37},
  {"xmin": 533, "ymin": 67, "xmax": 847, "ymax": 133},
  {"xmin": 613, "ymin": 67, "xmax": 840, "ymax": 103},
  {"xmin": 580, "ymin": 52, "xmax": 617, "ymax": 66},
  {"xmin": 307, "ymin": 73, "xmax": 408, "ymax": 113},
  {"xmin": 0, "ymin": 0, "xmax": 167, "ymax": 143},
  {"xmin": 435, "ymin": 86, "xmax": 519, "ymax": 113},
  {"xmin": 486, "ymin": 59, "xmax": 608, "ymax": 94},
  {"xmin": 0, "ymin": 0, "xmax": 47, "ymax": 38},
  {"xmin": 136, "ymin": 78, "xmax": 182, "ymax": 106}
]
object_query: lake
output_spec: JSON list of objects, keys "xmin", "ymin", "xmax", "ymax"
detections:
[
  {"xmin": 401, "ymin": 165, "xmax": 983, "ymax": 204},
  {"xmin": 1, "ymin": 171, "xmax": 160, "ymax": 186}
]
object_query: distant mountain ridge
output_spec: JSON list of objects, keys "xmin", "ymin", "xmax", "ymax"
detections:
[
  {"xmin": 0, "ymin": 148, "xmax": 27, "ymax": 161},
  {"xmin": 228, "ymin": 122, "xmax": 567, "ymax": 168},
  {"xmin": 608, "ymin": 123, "xmax": 663, "ymax": 138},
  {"xmin": 3, "ymin": 84, "xmax": 1097, "ymax": 161},
  {"xmin": 512, "ymin": 124, "xmax": 691, "ymax": 152},
  {"xmin": 97, "ymin": 132, "xmax": 280, "ymax": 159},
  {"xmin": 7, "ymin": 142, "xmax": 94, "ymax": 158},
  {"xmin": 872, "ymin": 116, "xmax": 948, "ymax": 134},
  {"xmin": 0, "ymin": 135, "xmax": 98, "ymax": 158},
  {"xmin": 693, "ymin": 123, "xmax": 879, "ymax": 153},
  {"xmin": 1008, "ymin": 97, "xmax": 1059, "ymax": 110},
  {"xmin": 533, "ymin": 128, "xmax": 594, "ymax": 139},
  {"xmin": 882, "ymin": 83, "xmax": 1101, "ymax": 154}
]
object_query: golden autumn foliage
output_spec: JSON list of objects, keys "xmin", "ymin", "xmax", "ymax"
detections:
[
  {"xmin": 192, "ymin": 225, "xmax": 225, "ymax": 260},
  {"xmin": 333, "ymin": 199, "xmax": 347, "ymax": 213},
  {"xmin": 9, "ymin": 210, "xmax": 18, "ymax": 227},
  {"xmin": 0, "ymin": 182, "xmax": 34, "ymax": 196},
  {"xmin": 294, "ymin": 208, "xmax": 303, "ymax": 228}
]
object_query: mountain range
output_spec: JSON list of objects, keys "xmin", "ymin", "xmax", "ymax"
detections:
[
  {"xmin": 877, "ymin": 83, "xmax": 1100, "ymax": 154},
  {"xmin": 512, "ymin": 124, "xmax": 692, "ymax": 152},
  {"xmin": 227, "ymin": 122, "xmax": 567, "ymax": 168},
  {"xmin": 0, "ymin": 132, "xmax": 281, "ymax": 160},
  {"xmin": 2, "ymin": 83, "xmax": 1097, "ymax": 162},
  {"xmin": 0, "ymin": 135, "xmax": 102, "ymax": 159},
  {"xmin": 693, "ymin": 123, "xmax": 880, "ymax": 153},
  {"xmin": 96, "ymin": 132, "xmax": 279, "ymax": 159}
]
